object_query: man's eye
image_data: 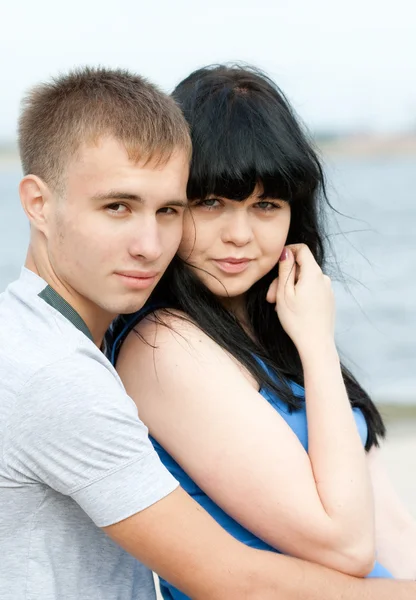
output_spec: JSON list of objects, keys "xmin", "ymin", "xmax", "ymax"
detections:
[
  {"xmin": 106, "ymin": 203, "xmax": 128, "ymax": 214},
  {"xmin": 157, "ymin": 207, "xmax": 178, "ymax": 215}
]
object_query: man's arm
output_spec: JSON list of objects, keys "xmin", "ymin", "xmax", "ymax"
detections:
[{"xmin": 104, "ymin": 487, "xmax": 416, "ymax": 600}]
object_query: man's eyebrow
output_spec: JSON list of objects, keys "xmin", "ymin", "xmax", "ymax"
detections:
[
  {"xmin": 91, "ymin": 191, "xmax": 187, "ymax": 207},
  {"xmin": 165, "ymin": 199, "xmax": 188, "ymax": 208},
  {"xmin": 91, "ymin": 191, "xmax": 143, "ymax": 202}
]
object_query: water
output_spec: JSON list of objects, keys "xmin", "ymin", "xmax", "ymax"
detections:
[{"xmin": 1, "ymin": 157, "xmax": 415, "ymax": 404}]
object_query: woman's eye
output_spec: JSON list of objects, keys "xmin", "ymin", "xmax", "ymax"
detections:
[
  {"xmin": 199, "ymin": 198, "xmax": 220, "ymax": 209},
  {"xmin": 255, "ymin": 201, "xmax": 280, "ymax": 211}
]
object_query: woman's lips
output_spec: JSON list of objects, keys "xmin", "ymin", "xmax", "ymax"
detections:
[{"xmin": 212, "ymin": 258, "xmax": 252, "ymax": 274}]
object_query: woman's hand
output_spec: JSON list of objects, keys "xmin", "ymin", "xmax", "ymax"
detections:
[{"xmin": 266, "ymin": 244, "xmax": 335, "ymax": 353}]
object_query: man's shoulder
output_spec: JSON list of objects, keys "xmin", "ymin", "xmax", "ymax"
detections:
[
  {"xmin": 3, "ymin": 347, "xmax": 131, "ymax": 453},
  {"xmin": 0, "ymin": 271, "xmax": 119, "ymax": 389},
  {"xmin": 0, "ymin": 332, "xmax": 122, "ymax": 424},
  {"xmin": 0, "ymin": 271, "xmax": 67, "ymax": 351}
]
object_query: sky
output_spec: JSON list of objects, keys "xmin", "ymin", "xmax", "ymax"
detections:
[{"xmin": 1, "ymin": 0, "xmax": 415, "ymax": 140}]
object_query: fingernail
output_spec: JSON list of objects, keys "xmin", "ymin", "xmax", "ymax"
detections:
[{"xmin": 279, "ymin": 248, "xmax": 288, "ymax": 262}]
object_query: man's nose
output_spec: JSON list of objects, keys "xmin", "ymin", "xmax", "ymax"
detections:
[{"xmin": 129, "ymin": 218, "xmax": 163, "ymax": 262}]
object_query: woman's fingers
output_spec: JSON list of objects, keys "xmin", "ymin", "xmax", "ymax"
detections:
[
  {"xmin": 276, "ymin": 247, "xmax": 296, "ymax": 297},
  {"xmin": 267, "ymin": 243, "xmax": 323, "ymax": 306},
  {"xmin": 266, "ymin": 278, "xmax": 278, "ymax": 303},
  {"xmin": 266, "ymin": 247, "xmax": 300, "ymax": 304},
  {"xmin": 286, "ymin": 244, "xmax": 321, "ymax": 280}
]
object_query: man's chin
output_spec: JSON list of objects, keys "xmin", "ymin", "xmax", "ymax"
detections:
[{"xmin": 115, "ymin": 293, "xmax": 155, "ymax": 316}]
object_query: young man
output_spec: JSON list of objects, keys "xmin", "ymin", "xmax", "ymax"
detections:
[{"xmin": 0, "ymin": 67, "xmax": 414, "ymax": 600}]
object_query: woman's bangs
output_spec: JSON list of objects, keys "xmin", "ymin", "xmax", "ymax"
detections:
[{"xmin": 186, "ymin": 132, "xmax": 299, "ymax": 202}]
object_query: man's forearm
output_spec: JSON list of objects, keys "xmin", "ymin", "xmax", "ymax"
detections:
[
  {"xmin": 241, "ymin": 551, "xmax": 415, "ymax": 600},
  {"xmin": 105, "ymin": 487, "xmax": 414, "ymax": 600}
]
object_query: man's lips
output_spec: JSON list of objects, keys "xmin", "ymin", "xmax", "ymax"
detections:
[
  {"xmin": 115, "ymin": 270, "xmax": 159, "ymax": 289},
  {"xmin": 116, "ymin": 270, "xmax": 159, "ymax": 279}
]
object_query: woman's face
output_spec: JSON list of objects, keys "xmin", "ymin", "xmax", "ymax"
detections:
[{"xmin": 178, "ymin": 188, "xmax": 291, "ymax": 301}]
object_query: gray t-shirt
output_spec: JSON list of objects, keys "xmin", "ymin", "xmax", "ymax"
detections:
[{"xmin": 0, "ymin": 268, "xmax": 178, "ymax": 600}]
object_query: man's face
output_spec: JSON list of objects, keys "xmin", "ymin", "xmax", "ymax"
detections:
[{"xmin": 45, "ymin": 137, "xmax": 189, "ymax": 320}]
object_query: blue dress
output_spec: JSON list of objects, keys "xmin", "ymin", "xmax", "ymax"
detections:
[{"xmin": 150, "ymin": 370, "xmax": 392, "ymax": 599}]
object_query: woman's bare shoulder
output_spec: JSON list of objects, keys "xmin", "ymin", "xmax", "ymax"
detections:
[
  {"xmin": 117, "ymin": 309, "xmax": 255, "ymax": 387},
  {"xmin": 118, "ymin": 308, "xmax": 225, "ymax": 369},
  {"xmin": 131, "ymin": 308, "xmax": 211, "ymax": 347}
]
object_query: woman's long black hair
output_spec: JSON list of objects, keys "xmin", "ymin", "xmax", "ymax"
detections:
[{"xmin": 112, "ymin": 64, "xmax": 385, "ymax": 450}]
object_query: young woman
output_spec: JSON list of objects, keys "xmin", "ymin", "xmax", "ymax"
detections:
[{"xmin": 111, "ymin": 65, "xmax": 416, "ymax": 598}]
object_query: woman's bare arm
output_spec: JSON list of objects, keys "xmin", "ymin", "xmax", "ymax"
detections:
[
  {"xmin": 367, "ymin": 446, "xmax": 416, "ymax": 579},
  {"xmin": 117, "ymin": 313, "xmax": 373, "ymax": 576}
]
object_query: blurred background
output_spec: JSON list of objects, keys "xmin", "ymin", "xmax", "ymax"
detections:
[{"xmin": 1, "ymin": 0, "xmax": 415, "ymax": 515}]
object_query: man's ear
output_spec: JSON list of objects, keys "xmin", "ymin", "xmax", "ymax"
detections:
[{"xmin": 19, "ymin": 175, "xmax": 52, "ymax": 235}]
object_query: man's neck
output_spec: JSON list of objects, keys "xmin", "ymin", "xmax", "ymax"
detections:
[{"xmin": 25, "ymin": 251, "xmax": 113, "ymax": 347}]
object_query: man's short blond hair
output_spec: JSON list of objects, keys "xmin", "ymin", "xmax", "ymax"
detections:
[{"xmin": 18, "ymin": 66, "xmax": 191, "ymax": 190}]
